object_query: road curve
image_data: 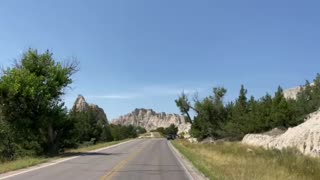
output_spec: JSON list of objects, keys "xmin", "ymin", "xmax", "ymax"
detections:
[{"xmin": 3, "ymin": 139, "xmax": 192, "ymax": 180}]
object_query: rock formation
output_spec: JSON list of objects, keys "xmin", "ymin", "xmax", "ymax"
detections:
[
  {"xmin": 112, "ymin": 108, "xmax": 191, "ymax": 134},
  {"xmin": 242, "ymin": 109, "xmax": 320, "ymax": 157},
  {"xmin": 73, "ymin": 95, "xmax": 90, "ymax": 112},
  {"xmin": 72, "ymin": 95, "xmax": 109, "ymax": 125},
  {"xmin": 283, "ymin": 86, "xmax": 301, "ymax": 100},
  {"xmin": 283, "ymin": 83, "xmax": 314, "ymax": 99}
]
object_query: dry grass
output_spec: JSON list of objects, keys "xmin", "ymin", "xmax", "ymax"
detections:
[
  {"xmin": 172, "ymin": 140, "xmax": 320, "ymax": 180},
  {"xmin": 0, "ymin": 157, "xmax": 55, "ymax": 174},
  {"xmin": 0, "ymin": 139, "xmax": 130, "ymax": 174}
]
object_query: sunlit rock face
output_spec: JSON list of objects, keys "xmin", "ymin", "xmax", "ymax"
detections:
[
  {"xmin": 112, "ymin": 108, "xmax": 191, "ymax": 134},
  {"xmin": 283, "ymin": 83, "xmax": 314, "ymax": 100},
  {"xmin": 243, "ymin": 109, "xmax": 320, "ymax": 157},
  {"xmin": 283, "ymin": 86, "xmax": 301, "ymax": 100},
  {"xmin": 72, "ymin": 95, "xmax": 109, "ymax": 125},
  {"xmin": 73, "ymin": 95, "xmax": 89, "ymax": 112}
]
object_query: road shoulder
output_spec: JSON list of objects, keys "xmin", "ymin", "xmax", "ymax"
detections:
[{"xmin": 168, "ymin": 141, "xmax": 208, "ymax": 180}]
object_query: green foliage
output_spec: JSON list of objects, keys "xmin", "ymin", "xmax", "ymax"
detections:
[
  {"xmin": 109, "ymin": 124, "xmax": 145, "ymax": 141},
  {"xmin": 164, "ymin": 124, "xmax": 178, "ymax": 136},
  {"xmin": 0, "ymin": 49, "xmax": 147, "ymax": 162},
  {"xmin": 293, "ymin": 74, "xmax": 320, "ymax": 122},
  {"xmin": 175, "ymin": 92, "xmax": 193, "ymax": 123},
  {"xmin": 270, "ymin": 86, "xmax": 292, "ymax": 128},
  {"xmin": 153, "ymin": 127, "xmax": 165, "ymax": 135},
  {"xmin": 69, "ymin": 107, "xmax": 112, "ymax": 145},
  {"xmin": 0, "ymin": 119, "xmax": 21, "ymax": 161},
  {"xmin": 176, "ymin": 74, "xmax": 320, "ymax": 140},
  {"xmin": 135, "ymin": 126, "xmax": 147, "ymax": 134},
  {"xmin": 0, "ymin": 49, "xmax": 78, "ymax": 157},
  {"xmin": 153, "ymin": 125, "xmax": 178, "ymax": 136}
]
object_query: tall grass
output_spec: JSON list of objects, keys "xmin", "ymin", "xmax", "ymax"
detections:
[{"xmin": 172, "ymin": 140, "xmax": 320, "ymax": 180}]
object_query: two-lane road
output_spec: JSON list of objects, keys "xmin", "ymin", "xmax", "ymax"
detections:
[{"xmin": 2, "ymin": 139, "xmax": 193, "ymax": 180}]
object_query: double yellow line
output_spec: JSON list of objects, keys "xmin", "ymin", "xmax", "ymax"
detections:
[{"xmin": 100, "ymin": 145, "xmax": 146, "ymax": 180}]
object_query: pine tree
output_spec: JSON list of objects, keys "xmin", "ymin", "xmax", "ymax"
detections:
[
  {"xmin": 258, "ymin": 93, "xmax": 273, "ymax": 130},
  {"xmin": 271, "ymin": 86, "xmax": 291, "ymax": 128}
]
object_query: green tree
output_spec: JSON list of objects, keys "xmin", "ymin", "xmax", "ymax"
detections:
[
  {"xmin": 109, "ymin": 124, "xmax": 143, "ymax": 141},
  {"xmin": 191, "ymin": 87, "xmax": 228, "ymax": 139},
  {"xmin": 271, "ymin": 86, "xmax": 292, "ymax": 128},
  {"xmin": 155, "ymin": 127, "xmax": 165, "ymax": 135},
  {"xmin": 164, "ymin": 124, "xmax": 179, "ymax": 136},
  {"xmin": 0, "ymin": 49, "xmax": 78, "ymax": 155},
  {"xmin": 175, "ymin": 92, "xmax": 193, "ymax": 123},
  {"xmin": 225, "ymin": 85, "xmax": 249, "ymax": 137},
  {"xmin": 258, "ymin": 93, "xmax": 273, "ymax": 130},
  {"xmin": 0, "ymin": 119, "xmax": 20, "ymax": 161}
]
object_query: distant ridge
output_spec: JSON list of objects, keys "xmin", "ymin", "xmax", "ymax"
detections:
[{"xmin": 112, "ymin": 108, "xmax": 191, "ymax": 134}]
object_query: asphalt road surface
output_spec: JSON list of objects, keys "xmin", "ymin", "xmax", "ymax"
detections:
[{"xmin": 3, "ymin": 139, "xmax": 192, "ymax": 180}]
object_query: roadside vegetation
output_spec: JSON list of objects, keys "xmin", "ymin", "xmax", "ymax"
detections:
[
  {"xmin": 0, "ymin": 49, "xmax": 145, "ymax": 167},
  {"xmin": 151, "ymin": 124, "xmax": 179, "ymax": 137},
  {"xmin": 174, "ymin": 75, "xmax": 320, "ymax": 179},
  {"xmin": 172, "ymin": 140, "xmax": 320, "ymax": 180},
  {"xmin": 175, "ymin": 74, "xmax": 320, "ymax": 140}
]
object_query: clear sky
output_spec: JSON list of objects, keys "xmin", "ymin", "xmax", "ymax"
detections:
[{"xmin": 0, "ymin": 0, "xmax": 319, "ymax": 120}]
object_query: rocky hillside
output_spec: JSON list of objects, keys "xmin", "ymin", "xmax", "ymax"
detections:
[
  {"xmin": 112, "ymin": 108, "xmax": 191, "ymax": 134},
  {"xmin": 72, "ymin": 95, "xmax": 109, "ymax": 125},
  {"xmin": 283, "ymin": 83, "xmax": 314, "ymax": 99},
  {"xmin": 242, "ymin": 109, "xmax": 320, "ymax": 157},
  {"xmin": 283, "ymin": 86, "xmax": 301, "ymax": 99}
]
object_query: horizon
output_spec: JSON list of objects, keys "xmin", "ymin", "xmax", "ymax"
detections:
[{"xmin": 1, "ymin": 0, "xmax": 320, "ymax": 119}]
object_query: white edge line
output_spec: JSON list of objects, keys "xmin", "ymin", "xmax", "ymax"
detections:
[
  {"xmin": 0, "ymin": 139, "xmax": 136, "ymax": 180},
  {"xmin": 168, "ymin": 141, "xmax": 194, "ymax": 180}
]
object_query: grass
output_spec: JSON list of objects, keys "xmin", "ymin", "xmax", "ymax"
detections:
[
  {"xmin": 0, "ymin": 157, "xmax": 55, "ymax": 174},
  {"xmin": 0, "ymin": 139, "xmax": 130, "ymax": 174},
  {"xmin": 138, "ymin": 132, "xmax": 163, "ymax": 138},
  {"xmin": 172, "ymin": 140, "xmax": 320, "ymax": 180}
]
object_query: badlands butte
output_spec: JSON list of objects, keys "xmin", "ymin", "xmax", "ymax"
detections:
[
  {"xmin": 112, "ymin": 108, "xmax": 191, "ymax": 134},
  {"xmin": 72, "ymin": 95, "xmax": 191, "ymax": 134}
]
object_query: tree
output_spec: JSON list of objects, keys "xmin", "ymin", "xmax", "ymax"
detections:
[
  {"xmin": 164, "ymin": 124, "xmax": 179, "ymax": 136},
  {"xmin": 0, "ymin": 49, "xmax": 78, "ymax": 155},
  {"xmin": 109, "ymin": 124, "xmax": 145, "ymax": 141},
  {"xmin": 310, "ymin": 74, "xmax": 320, "ymax": 112},
  {"xmin": 69, "ymin": 106, "xmax": 114, "ymax": 144},
  {"xmin": 155, "ymin": 127, "xmax": 165, "ymax": 135},
  {"xmin": 175, "ymin": 92, "xmax": 193, "ymax": 123},
  {"xmin": 293, "ymin": 75, "xmax": 320, "ymax": 124},
  {"xmin": 190, "ymin": 87, "xmax": 228, "ymax": 139},
  {"xmin": 0, "ymin": 119, "xmax": 20, "ymax": 161},
  {"xmin": 271, "ymin": 86, "xmax": 291, "ymax": 128},
  {"xmin": 246, "ymin": 96, "xmax": 259, "ymax": 133},
  {"xmin": 225, "ymin": 85, "xmax": 249, "ymax": 137},
  {"xmin": 258, "ymin": 93, "xmax": 273, "ymax": 130}
]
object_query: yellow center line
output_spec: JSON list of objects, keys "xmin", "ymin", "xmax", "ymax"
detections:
[{"xmin": 100, "ymin": 145, "xmax": 146, "ymax": 180}]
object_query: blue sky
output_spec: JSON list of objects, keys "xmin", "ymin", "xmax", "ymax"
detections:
[{"xmin": 0, "ymin": 0, "xmax": 319, "ymax": 120}]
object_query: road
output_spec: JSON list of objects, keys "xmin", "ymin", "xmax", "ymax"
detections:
[{"xmin": 2, "ymin": 139, "xmax": 192, "ymax": 180}]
